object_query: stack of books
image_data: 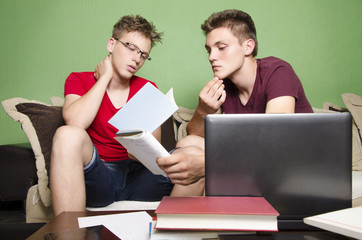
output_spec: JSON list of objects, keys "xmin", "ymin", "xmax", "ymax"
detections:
[{"xmin": 154, "ymin": 196, "xmax": 279, "ymax": 232}]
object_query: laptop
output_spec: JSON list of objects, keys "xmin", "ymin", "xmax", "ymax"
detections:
[{"xmin": 205, "ymin": 113, "xmax": 352, "ymax": 230}]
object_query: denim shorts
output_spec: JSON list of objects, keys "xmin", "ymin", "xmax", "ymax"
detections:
[{"xmin": 83, "ymin": 146, "xmax": 173, "ymax": 207}]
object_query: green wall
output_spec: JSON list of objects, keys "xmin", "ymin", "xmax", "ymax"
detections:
[{"xmin": 1, "ymin": 0, "xmax": 361, "ymax": 145}]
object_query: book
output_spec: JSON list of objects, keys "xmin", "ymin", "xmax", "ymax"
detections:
[
  {"xmin": 150, "ymin": 221, "xmax": 220, "ymax": 240},
  {"xmin": 150, "ymin": 221, "xmax": 255, "ymax": 240},
  {"xmin": 303, "ymin": 206, "xmax": 362, "ymax": 239},
  {"xmin": 44, "ymin": 225, "xmax": 120, "ymax": 240},
  {"xmin": 115, "ymin": 130, "xmax": 169, "ymax": 176},
  {"xmin": 155, "ymin": 196, "xmax": 279, "ymax": 232},
  {"xmin": 108, "ymin": 82, "xmax": 178, "ymax": 176}
]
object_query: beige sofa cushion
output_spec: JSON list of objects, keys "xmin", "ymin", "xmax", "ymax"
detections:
[
  {"xmin": 172, "ymin": 106, "xmax": 195, "ymax": 140},
  {"xmin": 321, "ymin": 101, "xmax": 362, "ymax": 171},
  {"xmin": 342, "ymin": 93, "xmax": 362, "ymax": 171},
  {"xmin": 2, "ymin": 98, "xmax": 65, "ymax": 208},
  {"xmin": 342, "ymin": 93, "xmax": 362, "ymax": 136}
]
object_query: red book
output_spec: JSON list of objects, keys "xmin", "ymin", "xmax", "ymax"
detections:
[{"xmin": 155, "ymin": 196, "xmax": 279, "ymax": 232}]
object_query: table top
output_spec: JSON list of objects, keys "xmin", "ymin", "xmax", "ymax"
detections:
[
  {"xmin": 27, "ymin": 211, "xmax": 354, "ymax": 240},
  {"xmin": 27, "ymin": 210, "xmax": 154, "ymax": 240}
]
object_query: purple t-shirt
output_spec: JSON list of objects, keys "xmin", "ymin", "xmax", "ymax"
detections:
[{"xmin": 222, "ymin": 57, "xmax": 313, "ymax": 113}]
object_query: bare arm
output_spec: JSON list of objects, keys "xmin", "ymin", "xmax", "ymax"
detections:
[
  {"xmin": 187, "ymin": 78, "xmax": 226, "ymax": 137},
  {"xmin": 63, "ymin": 56, "xmax": 113, "ymax": 129},
  {"xmin": 265, "ymin": 96, "xmax": 295, "ymax": 113}
]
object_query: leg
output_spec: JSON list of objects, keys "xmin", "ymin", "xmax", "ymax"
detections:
[
  {"xmin": 176, "ymin": 135, "xmax": 205, "ymax": 150},
  {"xmin": 171, "ymin": 178, "xmax": 205, "ymax": 196},
  {"xmin": 118, "ymin": 160, "xmax": 173, "ymax": 201},
  {"xmin": 50, "ymin": 125, "xmax": 93, "ymax": 216},
  {"xmin": 83, "ymin": 150, "xmax": 122, "ymax": 207},
  {"xmin": 171, "ymin": 141, "xmax": 206, "ymax": 196}
]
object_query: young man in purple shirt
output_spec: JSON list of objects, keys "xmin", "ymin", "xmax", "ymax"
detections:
[
  {"xmin": 157, "ymin": 9, "xmax": 313, "ymax": 193},
  {"xmin": 187, "ymin": 9, "xmax": 313, "ymax": 137}
]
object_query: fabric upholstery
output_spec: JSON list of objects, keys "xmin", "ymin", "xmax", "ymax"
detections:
[
  {"xmin": 0, "ymin": 145, "xmax": 37, "ymax": 201},
  {"xmin": 2, "ymin": 96, "xmax": 181, "ymax": 222},
  {"xmin": 2, "ymin": 98, "xmax": 65, "ymax": 208},
  {"xmin": 321, "ymin": 101, "xmax": 362, "ymax": 171}
]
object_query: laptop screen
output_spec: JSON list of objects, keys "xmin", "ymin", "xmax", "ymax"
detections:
[{"xmin": 205, "ymin": 113, "xmax": 352, "ymax": 230}]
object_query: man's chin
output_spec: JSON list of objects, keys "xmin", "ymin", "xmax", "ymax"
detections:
[
  {"xmin": 214, "ymin": 73, "xmax": 225, "ymax": 80},
  {"xmin": 117, "ymin": 70, "xmax": 134, "ymax": 80}
]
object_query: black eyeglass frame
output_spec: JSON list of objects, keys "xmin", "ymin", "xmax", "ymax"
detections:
[{"xmin": 114, "ymin": 37, "xmax": 151, "ymax": 61}]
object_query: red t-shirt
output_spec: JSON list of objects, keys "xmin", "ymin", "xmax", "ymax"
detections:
[
  {"xmin": 64, "ymin": 72, "xmax": 157, "ymax": 162},
  {"xmin": 222, "ymin": 57, "xmax": 313, "ymax": 113}
]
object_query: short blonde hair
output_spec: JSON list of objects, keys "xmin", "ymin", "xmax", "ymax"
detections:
[{"xmin": 112, "ymin": 15, "xmax": 163, "ymax": 47}]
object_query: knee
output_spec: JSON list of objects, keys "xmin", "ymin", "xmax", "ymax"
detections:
[
  {"xmin": 51, "ymin": 125, "xmax": 92, "ymax": 168},
  {"xmin": 52, "ymin": 126, "xmax": 92, "ymax": 160},
  {"xmin": 53, "ymin": 125, "xmax": 87, "ymax": 148},
  {"xmin": 176, "ymin": 135, "xmax": 205, "ymax": 150}
]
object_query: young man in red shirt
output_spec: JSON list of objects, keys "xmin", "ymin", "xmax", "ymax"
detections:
[
  {"xmin": 157, "ymin": 9, "xmax": 313, "ymax": 191},
  {"xmin": 50, "ymin": 15, "xmax": 202, "ymax": 216}
]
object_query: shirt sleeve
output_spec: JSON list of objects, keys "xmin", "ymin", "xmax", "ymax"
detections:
[
  {"xmin": 64, "ymin": 72, "xmax": 93, "ymax": 97},
  {"xmin": 265, "ymin": 65, "xmax": 300, "ymax": 102}
]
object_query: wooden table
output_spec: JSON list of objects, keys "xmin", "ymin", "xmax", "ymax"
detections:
[
  {"xmin": 27, "ymin": 211, "xmax": 353, "ymax": 240},
  {"xmin": 27, "ymin": 210, "xmax": 154, "ymax": 240}
]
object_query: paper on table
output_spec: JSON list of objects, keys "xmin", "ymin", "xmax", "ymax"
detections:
[
  {"xmin": 303, "ymin": 207, "xmax": 362, "ymax": 239},
  {"xmin": 78, "ymin": 211, "xmax": 152, "ymax": 240},
  {"xmin": 108, "ymin": 82, "xmax": 178, "ymax": 133}
]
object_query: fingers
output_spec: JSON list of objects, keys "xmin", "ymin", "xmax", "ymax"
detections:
[
  {"xmin": 157, "ymin": 155, "xmax": 189, "ymax": 181},
  {"xmin": 197, "ymin": 77, "xmax": 225, "ymax": 114},
  {"xmin": 157, "ymin": 155, "xmax": 182, "ymax": 173},
  {"xmin": 94, "ymin": 55, "xmax": 113, "ymax": 81},
  {"xmin": 167, "ymin": 170, "xmax": 203, "ymax": 185},
  {"xmin": 201, "ymin": 78, "xmax": 224, "ymax": 101},
  {"xmin": 160, "ymin": 159, "xmax": 195, "ymax": 185},
  {"xmin": 201, "ymin": 77, "xmax": 223, "ymax": 97},
  {"xmin": 219, "ymin": 89, "xmax": 227, "ymax": 103},
  {"xmin": 157, "ymin": 151, "xmax": 205, "ymax": 185}
]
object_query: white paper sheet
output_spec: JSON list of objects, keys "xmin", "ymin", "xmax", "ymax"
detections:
[
  {"xmin": 108, "ymin": 82, "xmax": 178, "ymax": 133},
  {"xmin": 78, "ymin": 211, "xmax": 152, "ymax": 240}
]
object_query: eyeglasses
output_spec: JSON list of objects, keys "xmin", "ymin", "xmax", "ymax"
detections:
[{"xmin": 114, "ymin": 38, "xmax": 151, "ymax": 61}]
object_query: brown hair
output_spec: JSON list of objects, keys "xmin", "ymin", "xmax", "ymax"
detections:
[
  {"xmin": 201, "ymin": 9, "xmax": 258, "ymax": 56},
  {"xmin": 112, "ymin": 15, "xmax": 163, "ymax": 47}
]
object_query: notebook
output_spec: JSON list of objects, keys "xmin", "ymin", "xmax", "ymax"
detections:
[{"xmin": 204, "ymin": 113, "xmax": 352, "ymax": 230}]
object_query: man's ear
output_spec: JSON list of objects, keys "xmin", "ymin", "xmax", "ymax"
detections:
[
  {"xmin": 107, "ymin": 38, "xmax": 115, "ymax": 53},
  {"xmin": 244, "ymin": 39, "xmax": 255, "ymax": 56}
]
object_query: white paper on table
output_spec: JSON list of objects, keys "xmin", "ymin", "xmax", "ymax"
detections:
[
  {"xmin": 78, "ymin": 211, "xmax": 152, "ymax": 240},
  {"xmin": 108, "ymin": 82, "xmax": 178, "ymax": 133}
]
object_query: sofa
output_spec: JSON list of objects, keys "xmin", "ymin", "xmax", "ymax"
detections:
[
  {"xmin": 0, "ymin": 96, "xmax": 194, "ymax": 222},
  {"xmin": 1, "ymin": 94, "xmax": 362, "ymax": 223}
]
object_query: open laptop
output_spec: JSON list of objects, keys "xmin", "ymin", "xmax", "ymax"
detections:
[{"xmin": 205, "ymin": 113, "xmax": 352, "ymax": 230}]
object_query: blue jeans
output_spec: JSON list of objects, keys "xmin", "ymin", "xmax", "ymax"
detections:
[{"xmin": 84, "ymin": 146, "xmax": 173, "ymax": 207}]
